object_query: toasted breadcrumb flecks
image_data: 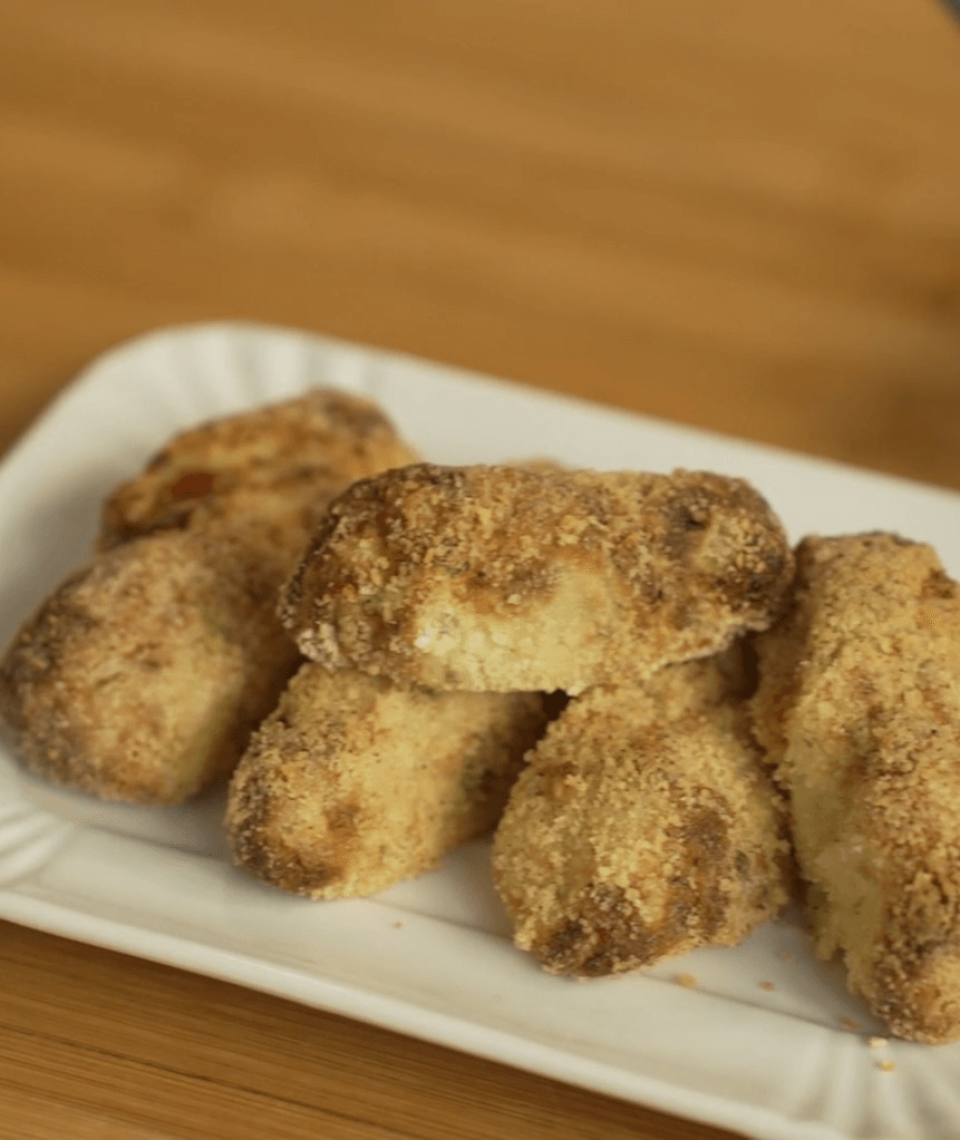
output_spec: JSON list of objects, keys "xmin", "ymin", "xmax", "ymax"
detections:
[
  {"xmin": 280, "ymin": 464, "xmax": 794, "ymax": 693},
  {"xmin": 0, "ymin": 530, "xmax": 300, "ymax": 804},
  {"xmin": 750, "ymin": 533, "xmax": 960, "ymax": 1044},
  {"xmin": 99, "ymin": 389, "xmax": 419, "ymax": 559},
  {"xmin": 0, "ymin": 389, "xmax": 419, "ymax": 804},
  {"xmin": 492, "ymin": 649, "xmax": 791, "ymax": 976},
  {"xmin": 225, "ymin": 664, "xmax": 549, "ymax": 898}
]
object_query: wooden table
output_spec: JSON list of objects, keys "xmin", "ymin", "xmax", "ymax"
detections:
[{"xmin": 1, "ymin": 2, "xmax": 959, "ymax": 1137}]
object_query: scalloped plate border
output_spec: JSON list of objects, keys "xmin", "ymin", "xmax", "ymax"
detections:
[{"xmin": 1, "ymin": 322, "xmax": 959, "ymax": 1140}]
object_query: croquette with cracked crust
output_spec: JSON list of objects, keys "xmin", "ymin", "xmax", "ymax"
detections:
[{"xmin": 280, "ymin": 464, "xmax": 794, "ymax": 694}]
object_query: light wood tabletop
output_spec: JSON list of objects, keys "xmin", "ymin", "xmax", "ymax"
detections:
[{"xmin": 1, "ymin": 2, "xmax": 959, "ymax": 1138}]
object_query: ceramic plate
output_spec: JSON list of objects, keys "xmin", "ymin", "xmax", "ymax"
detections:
[{"xmin": 2, "ymin": 323, "xmax": 959, "ymax": 1140}]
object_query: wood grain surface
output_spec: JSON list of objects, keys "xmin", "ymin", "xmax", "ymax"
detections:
[{"xmin": 0, "ymin": 1, "xmax": 959, "ymax": 1137}]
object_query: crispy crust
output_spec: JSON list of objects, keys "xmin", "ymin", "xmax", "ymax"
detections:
[
  {"xmin": 98, "ymin": 389, "xmax": 419, "ymax": 561},
  {"xmin": 280, "ymin": 464, "xmax": 794, "ymax": 693},
  {"xmin": 0, "ymin": 530, "xmax": 299, "ymax": 804},
  {"xmin": 1, "ymin": 389, "xmax": 419, "ymax": 804},
  {"xmin": 751, "ymin": 533, "xmax": 960, "ymax": 1043},
  {"xmin": 492, "ymin": 649, "xmax": 791, "ymax": 976},
  {"xmin": 225, "ymin": 665, "xmax": 548, "ymax": 898}
]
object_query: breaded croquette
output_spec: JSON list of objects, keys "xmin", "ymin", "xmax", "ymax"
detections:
[
  {"xmin": 0, "ymin": 530, "xmax": 299, "ymax": 804},
  {"xmin": 0, "ymin": 389, "xmax": 419, "ymax": 803},
  {"xmin": 280, "ymin": 464, "xmax": 794, "ymax": 694},
  {"xmin": 492, "ymin": 650, "xmax": 791, "ymax": 976},
  {"xmin": 226, "ymin": 665, "xmax": 548, "ymax": 898},
  {"xmin": 751, "ymin": 533, "xmax": 960, "ymax": 1043},
  {"xmin": 99, "ymin": 388, "xmax": 419, "ymax": 561}
]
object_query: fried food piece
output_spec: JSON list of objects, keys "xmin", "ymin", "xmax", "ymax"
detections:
[
  {"xmin": 280, "ymin": 464, "xmax": 794, "ymax": 693},
  {"xmin": 1, "ymin": 389, "xmax": 419, "ymax": 804},
  {"xmin": 99, "ymin": 389, "xmax": 419, "ymax": 564},
  {"xmin": 492, "ymin": 650, "xmax": 791, "ymax": 976},
  {"xmin": 226, "ymin": 665, "xmax": 548, "ymax": 898},
  {"xmin": 751, "ymin": 533, "xmax": 960, "ymax": 1044},
  {"xmin": 0, "ymin": 530, "xmax": 299, "ymax": 804}
]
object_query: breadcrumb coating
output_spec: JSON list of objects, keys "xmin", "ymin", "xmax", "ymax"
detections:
[
  {"xmin": 280, "ymin": 464, "xmax": 793, "ymax": 693},
  {"xmin": 226, "ymin": 665, "xmax": 548, "ymax": 898},
  {"xmin": 751, "ymin": 533, "xmax": 960, "ymax": 1043},
  {"xmin": 98, "ymin": 389, "xmax": 419, "ymax": 564},
  {"xmin": 0, "ymin": 389, "xmax": 419, "ymax": 804},
  {"xmin": 493, "ymin": 650, "xmax": 791, "ymax": 976},
  {"xmin": 0, "ymin": 530, "xmax": 298, "ymax": 804}
]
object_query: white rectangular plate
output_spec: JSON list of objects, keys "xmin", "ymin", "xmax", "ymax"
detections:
[{"xmin": 1, "ymin": 323, "xmax": 959, "ymax": 1140}]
